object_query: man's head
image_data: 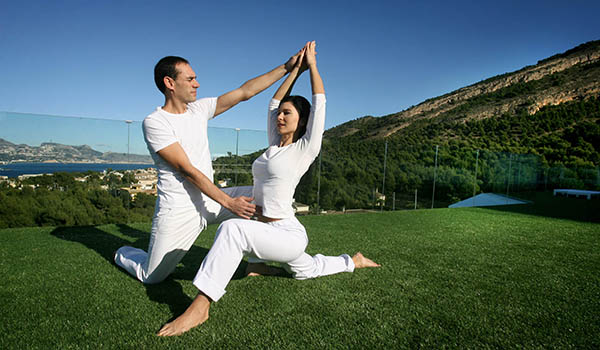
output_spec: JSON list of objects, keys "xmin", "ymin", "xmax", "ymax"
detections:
[
  {"xmin": 154, "ymin": 56, "xmax": 191, "ymax": 93},
  {"xmin": 154, "ymin": 56, "xmax": 199, "ymax": 103}
]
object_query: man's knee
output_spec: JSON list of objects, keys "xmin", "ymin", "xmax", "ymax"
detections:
[
  {"xmin": 142, "ymin": 274, "xmax": 166, "ymax": 285},
  {"xmin": 142, "ymin": 248, "xmax": 188, "ymax": 284},
  {"xmin": 142, "ymin": 263, "xmax": 176, "ymax": 284}
]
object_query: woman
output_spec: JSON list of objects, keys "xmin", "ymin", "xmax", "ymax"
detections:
[{"xmin": 158, "ymin": 42, "xmax": 379, "ymax": 337}]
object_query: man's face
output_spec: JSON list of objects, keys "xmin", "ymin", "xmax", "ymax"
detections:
[{"xmin": 170, "ymin": 63, "xmax": 199, "ymax": 103}]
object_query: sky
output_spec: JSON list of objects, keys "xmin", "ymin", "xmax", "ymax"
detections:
[{"xmin": 1, "ymin": 0, "xmax": 599, "ymax": 154}]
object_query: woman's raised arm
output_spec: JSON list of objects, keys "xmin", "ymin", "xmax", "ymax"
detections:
[{"xmin": 305, "ymin": 41, "xmax": 324, "ymax": 95}]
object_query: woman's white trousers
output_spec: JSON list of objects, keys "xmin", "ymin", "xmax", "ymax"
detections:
[{"xmin": 193, "ymin": 217, "xmax": 354, "ymax": 302}]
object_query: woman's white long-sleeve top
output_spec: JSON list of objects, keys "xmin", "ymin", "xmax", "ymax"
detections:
[{"xmin": 251, "ymin": 94, "xmax": 326, "ymax": 219}]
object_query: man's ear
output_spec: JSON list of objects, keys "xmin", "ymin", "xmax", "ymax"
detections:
[{"xmin": 164, "ymin": 76, "xmax": 175, "ymax": 91}]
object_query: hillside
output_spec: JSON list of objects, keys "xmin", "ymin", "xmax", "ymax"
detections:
[{"xmin": 326, "ymin": 40, "xmax": 600, "ymax": 141}]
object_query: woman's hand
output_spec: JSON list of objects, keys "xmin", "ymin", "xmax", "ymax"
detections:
[
  {"xmin": 305, "ymin": 41, "xmax": 324, "ymax": 95},
  {"xmin": 304, "ymin": 41, "xmax": 317, "ymax": 69}
]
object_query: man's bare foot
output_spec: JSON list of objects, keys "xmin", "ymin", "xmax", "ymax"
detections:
[
  {"xmin": 245, "ymin": 262, "xmax": 285, "ymax": 277},
  {"xmin": 352, "ymin": 252, "xmax": 381, "ymax": 269},
  {"xmin": 157, "ymin": 293, "xmax": 210, "ymax": 337}
]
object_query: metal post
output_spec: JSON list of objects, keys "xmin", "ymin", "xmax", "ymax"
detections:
[
  {"xmin": 506, "ymin": 153, "xmax": 512, "ymax": 196},
  {"xmin": 381, "ymin": 140, "xmax": 388, "ymax": 212},
  {"xmin": 392, "ymin": 192, "xmax": 396, "ymax": 211},
  {"xmin": 517, "ymin": 157, "xmax": 522, "ymax": 191},
  {"xmin": 472, "ymin": 149, "xmax": 479, "ymax": 207},
  {"xmin": 372, "ymin": 188, "xmax": 375, "ymax": 209},
  {"xmin": 125, "ymin": 120, "xmax": 133, "ymax": 223},
  {"xmin": 316, "ymin": 151, "xmax": 321, "ymax": 213},
  {"xmin": 559, "ymin": 167, "xmax": 564, "ymax": 187},
  {"xmin": 415, "ymin": 189, "xmax": 418, "ymax": 209},
  {"xmin": 235, "ymin": 128, "xmax": 240, "ymax": 186},
  {"xmin": 125, "ymin": 120, "xmax": 132, "ymax": 164},
  {"xmin": 431, "ymin": 145, "xmax": 438, "ymax": 209}
]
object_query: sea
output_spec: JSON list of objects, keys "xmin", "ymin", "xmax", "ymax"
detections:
[{"xmin": 0, "ymin": 162, "xmax": 155, "ymax": 178}]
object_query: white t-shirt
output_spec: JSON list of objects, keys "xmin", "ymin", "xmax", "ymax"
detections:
[
  {"xmin": 142, "ymin": 98, "xmax": 217, "ymax": 209},
  {"xmin": 252, "ymin": 94, "xmax": 326, "ymax": 219}
]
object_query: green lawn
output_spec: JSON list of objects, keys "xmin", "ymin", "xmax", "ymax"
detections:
[{"xmin": 1, "ymin": 207, "xmax": 599, "ymax": 349}]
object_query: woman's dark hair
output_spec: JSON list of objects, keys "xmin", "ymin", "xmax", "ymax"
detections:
[
  {"xmin": 154, "ymin": 56, "xmax": 189, "ymax": 94},
  {"xmin": 280, "ymin": 95, "xmax": 311, "ymax": 140}
]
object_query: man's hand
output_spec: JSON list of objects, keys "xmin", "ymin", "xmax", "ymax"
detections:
[
  {"xmin": 216, "ymin": 47, "xmax": 306, "ymax": 117},
  {"xmin": 284, "ymin": 48, "xmax": 305, "ymax": 72},
  {"xmin": 227, "ymin": 196, "xmax": 256, "ymax": 219}
]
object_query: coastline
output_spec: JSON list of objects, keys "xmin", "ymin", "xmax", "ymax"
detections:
[
  {"xmin": 2, "ymin": 160, "xmax": 154, "ymax": 165},
  {"xmin": 0, "ymin": 162, "xmax": 156, "ymax": 178}
]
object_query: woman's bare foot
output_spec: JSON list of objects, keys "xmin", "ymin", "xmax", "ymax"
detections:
[
  {"xmin": 245, "ymin": 262, "xmax": 285, "ymax": 277},
  {"xmin": 157, "ymin": 293, "xmax": 211, "ymax": 337},
  {"xmin": 352, "ymin": 252, "xmax": 381, "ymax": 268}
]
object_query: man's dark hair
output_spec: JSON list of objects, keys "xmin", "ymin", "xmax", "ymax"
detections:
[
  {"xmin": 154, "ymin": 56, "xmax": 189, "ymax": 94},
  {"xmin": 280, "ymin": 95, "xmax": 311, "ymax": 140}
]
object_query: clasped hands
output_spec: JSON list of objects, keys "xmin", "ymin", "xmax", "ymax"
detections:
[{"xmin": 285, "ymin": 41, "xmax": 318, "ymax": 74}]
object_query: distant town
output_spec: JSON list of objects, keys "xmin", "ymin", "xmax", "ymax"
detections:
[{"xmin": 0, "ymin": 167, "xmax": 159, "ymax": 198}]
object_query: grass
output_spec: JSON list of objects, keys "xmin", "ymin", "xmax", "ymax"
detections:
[{"xmin": 1, "ymin": 204, "xmax": 599, "ymax": 349}]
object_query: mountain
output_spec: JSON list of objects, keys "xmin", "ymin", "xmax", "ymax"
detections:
[
  {"xmin": 0, "ymin": 139, "xmax": 153, "ymax": 164},
  {"xmin": 326, "ymin": 40, "xmax": 600, "ymax": 142}
]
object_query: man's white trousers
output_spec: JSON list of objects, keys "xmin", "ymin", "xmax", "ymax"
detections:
[
  {"xmin": 193, "ymin": 217, "xmax": 355, "ymax": 302},
  {"xmin": 114, "ymin": 186, "xmax": 252, "ymax": 284}
]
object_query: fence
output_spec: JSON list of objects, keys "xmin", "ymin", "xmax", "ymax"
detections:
[
  {"xmin": 293, "ymin": 141, "xmax": 600, "ymax": 212},
  {"xmin": 0, "ymin": 110, "xmax": 268, "ymax": 175},
  {"xmin": 2, "ymin": 111, "xmax": 598, "ymax": 212}
]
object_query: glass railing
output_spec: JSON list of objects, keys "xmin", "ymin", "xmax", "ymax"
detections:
[
  {"xmin": 1, "ymin": 110, "xmax": 598, "ymax": 223},
  {"xmin": 0, "ymin": 111, "xmax": 268, "ymax": 179},
  {"xmin": 291, "ymin": 143, "xmax": 600, "ymax": 212}
]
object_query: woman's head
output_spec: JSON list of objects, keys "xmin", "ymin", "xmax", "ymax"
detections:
[{"xmin": 277, "ymin": 95, "xmax": 311, "ymax": 141}]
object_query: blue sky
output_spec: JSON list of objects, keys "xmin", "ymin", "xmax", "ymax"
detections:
[{"xmin": 1, "ymin": 0, "xmax": 599, "ymax": 154}]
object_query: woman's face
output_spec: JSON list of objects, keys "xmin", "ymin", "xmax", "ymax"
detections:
[{"xmin": 276, "ymin": 101, "xmax": 302, "ymax": 136}]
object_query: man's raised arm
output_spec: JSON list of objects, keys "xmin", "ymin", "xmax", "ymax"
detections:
[{"xmin": 214, "ymin": 49, "xmax": 303, "ymax": 117}]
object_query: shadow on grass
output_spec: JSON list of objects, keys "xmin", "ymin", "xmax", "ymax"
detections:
[
  {"xmin": 49, "ymin": 224, "xmax": 206, "ymax": 316},
  {"xmin": 49, "ymin": 223, "xmax": 264, "ymax": 316},
  {"xmin": 51, "ymin": 224, "xmax": 132, "ymax": 262},
  {"xmin": 480, "ymin": 191, "xmax": 600, "ymax": 223}
]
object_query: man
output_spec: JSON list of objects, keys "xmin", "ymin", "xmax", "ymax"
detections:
[{"xmin": 114, "ymin": 50, "xmax": 303, "ymax": 284}]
